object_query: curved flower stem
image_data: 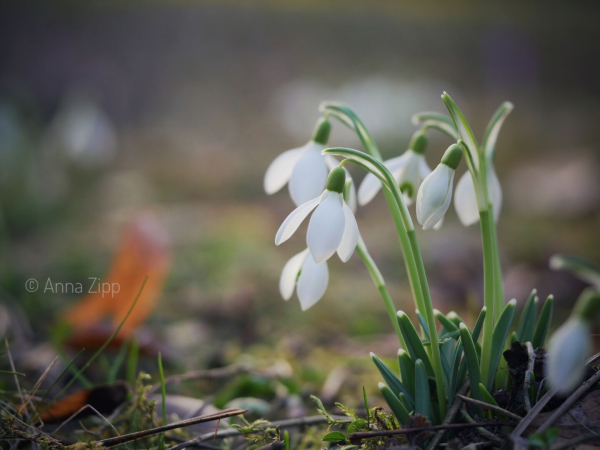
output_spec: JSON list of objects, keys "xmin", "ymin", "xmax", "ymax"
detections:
[
  {"xmin": 356, "ymin": 237, "xmax": 407, "ymax": 350},
  {"xmin": 323, "ymin": 105, "xmax": 447, "ymax": 418},
  {"xmin": 478, "ymin": 209, "xmax": 496, "ymax": 389},
  {"xmin": 489, "ymin": 218, "xmax": 505, "ymax": 320}
]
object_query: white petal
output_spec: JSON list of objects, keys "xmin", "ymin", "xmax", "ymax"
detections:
[
  {"xmin": 454, "ymin": 171, "xmax": 480, "ymax": 226},
  {"xmin": 395, "ymin": 152, "xmax": 421, "ymax": 205},
  {"xmin": 275, "ymin": 195, "xmax": 322, "ymax": 245},
  {"xmin": 345, "ymin": 179, "xmax": 358, "ymax": 213},
  {"xmin": 264, "ymin": 147, "xmax": 304, "ymax": 194},
  {"xmin": 337, "ymin": 203, "xmax": 359, "ymax": 262},
  {"xmin": 288, "ymin": 143, "xmax": 328, "ymax": 206},
  {"xmin": 418, "ymin": 156, "xmax": 432, "ymax": 180},
  {"xmin": 307, "ymin": 191, "xmax": 345, "ymax": 263},
  {"xmin": 297, "ymin": 254, "xmax": 329, "ymax": 310},
  {"xmin": 546, "ymin": 319, "xmax": 590, "ymax": 395},
  {"xmin": 416, "ymin": 164, "xmax": 454, "ymax": 230},
  {"xmin": 357, "ymin": 154, "xmax": 410, "ymax": 206},
  {"xmin": 279, "ymin": 249, "xmax": 309, "ymax": 300},
  {"xmin": 433, "ymin": 216, "xmax": 444, "ymax": 230},
  {"xmin": 489, "ymin": 166, "xmax": 502, "ymax": 222}
]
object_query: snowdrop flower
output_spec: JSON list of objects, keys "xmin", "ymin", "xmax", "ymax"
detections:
[
  {"xmin": 454, "ymin": 168, "xmax": 502, "ymax": 226},
  {"xmin": 546, "ymin": 288, "xmax": 600, "ymax": 394},
  {"xmin": 416, "ymin": 144, "xmax": 462, "ymax": 230},
  {"xmin": 358, "ymin": 131, "xmax": 431, "ymax": 206},
  {"xmin": 275, "ymin": 166, "xmax": 359, "ymax": 264},
  {"xmin": 279, "ymin": 248, "xmax": 328, "ymax": 310}
]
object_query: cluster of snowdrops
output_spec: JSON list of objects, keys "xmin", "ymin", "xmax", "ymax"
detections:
[{"xmin": 263, "ymin": 92, "xmax": 600, "ymax": 432}]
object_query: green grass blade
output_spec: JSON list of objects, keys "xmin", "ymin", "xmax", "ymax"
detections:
[
  {"xmin": 397, "ymin": 349, "xmax": 415, "ymax": 395},
  {"xmin": 482, "ymin": 101, "xmax": 514, "ymax": 162},
  {"xmin": 532, "ymin": 295, "xmax": 554, "ymax": 349},
  {"xmin": 458, "ymin": 323, "xmax": 483, "ymax": 416},
  {"xmin": 363, "ymin": 386, "xmax": 370, "ymax": 423},
  {"xmin": 517, "ymin": 289, "xmax": 538, "ymax": 343},
  {"xmin": 107, "ymin": 338, "xmax": 131, "ymax": 384},
  {"xmin": 486, "ymin": 299, "xmax": 516, "ymax": 390},
  {"xmin": 397, "ymin": 312, "xmax": 434, "ymax": 378},
  {"xmin": 158, "ymin": 352, "xmax": 167, "ymax": 450},
  {"xmin": 414, "ymin": 359, "xmax": 431, "ymax": 420},
  {"xmin": 371, "ymin": 353, "xmax": 414, "ymax": 407},
  {"xmin": 379, "ymin": 383, "xmax": 410, "ymax": 425},
  {"xmin": 126, "ymin": 339, "xmax": 140, "ymax": 387}
]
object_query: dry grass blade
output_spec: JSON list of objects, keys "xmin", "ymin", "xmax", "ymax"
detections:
[
  {"xmin": 456, "ymin": 394, "xmax": 522, "ymax": 421},
  {"xmin": 523, "ymin": 342, "xmax": 535, "ymax": 413},
  {"xmin": 94, "ymin": 408, "xmax": 247, "ymax": 448},
  {"xmin": 18, "ymin": 355, "xmax": 60, "ymax": 417},
  {"xmin": 4, "ymin": 339, "xmax": 27, "ymax": 419}
]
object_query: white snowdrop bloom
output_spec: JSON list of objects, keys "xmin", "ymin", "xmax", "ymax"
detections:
[
  {"xmin": 454, "ymin": 165, "xmax": 502, "ymax": 226},
  {"xmin": 279, "ymin": 248, "xmax": 329, "ymax": 311},
  {"xmin": 546, "ymin": 288, "xmax": 600, "ymax": 395},
  {"xmin": 275, "ymin": 167, "xmax": 359, "ymax": 264},
  {"xmin": 264, "ymin": 118, "xmax": 332, "ymax": 206},
  {"xmin": 358, "ymin": 131, "xmax": 430, "ymax": 206},
  {"xmin": 546, "ymin": 318, "xmax": 589, "ymax": 395},
  {"xmin": 416, "ymin": 144, "xmax": 462, "ymax": 230}
]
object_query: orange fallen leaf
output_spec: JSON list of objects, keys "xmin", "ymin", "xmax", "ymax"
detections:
[{"xmin": 64, "ymin": 212, "xmax": 171, "ymax": 336}]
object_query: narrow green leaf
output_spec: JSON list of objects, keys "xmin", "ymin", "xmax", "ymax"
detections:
[
  {"xmin": 0, "ymin": 370, "xmax": 25, "ymax": 376},
  {"xmin": 472, "ymin": 307, "xmax": 487, "ymax": 343},
  {"xmin": 550, "ymin": 254, "xmax": 600, "ymax": 288},
  {"xmin": 411, "ymin": 112, "xmax": 458, "ymax": 140},
  {"xmin": 107, "ymin": 338, "xmax": 131, "ymax": 384},
  {"xmin": 397, "ymin": 312, "xmax": 434, "ymax": 378},
  {"xmin": 284, "ymin": 431, "xmax": 290, "ymax": 450},
  {"xmin": 448, "ymin": 341, "xmax": 463, "ymax": 404},
  {"xmin": 416, "ymin": 310, "xmax": 431, "ymax": 341},
  {"xmin": 414, "ymin": 360, "xmax": 430, "ymax": 420},
  {"xmin": 459, "ymin": 323, "xmax": 483, "ymax": 415},
  {"xmin": 363, "ymin": 386, "xmax": 370, "ymax": 424},
  {"xmin": 478, "ymin": 383, "xmax": 507, "ymax": 420},
  {"xmin": 158, "ymin": 352, "xmax": 167, "ymax": 450},
  {"xmin": 482, "ymin": 102, "xmax": 514, "ymax": 162},
  {"xmin": 532, "ymin": 295, "xmax": 554, "ymax": 349},
  {"xmin": 442, "ymin": 92, "xmax": 480, "ymax": 168},
  {"xmin": 379, "ymin": 383, "xmax": 410, "ymax": 425},
  {"xmin": 398, "ymin": 349, "xmax": 415, "ymax": 395},
  {"xmin": 486, "ymin": 299, "xmax": 517, "ymax": 390},
  {"xmin": 322, "ymin": 431, "xmax": 347, "ymax": 443},
  {"xmin": 434, "ymin": 309, "xmax": 459, "ymax": 333},
  {"xmin": 517, "ymin": 289, "xmax": 539, "ymax": 344},
  {"xmin": 127, "ymin": 339, "xmax": 140, "ymax": 388},
  {"xmin": 440, "ymin": 340, "xmax": 453, "ymax": 385},
  {"xmin": 447, "ymin": 311, "xmax": 465, "ymax": 327},
  {"xmin": 371, "ymin": 353, "xmax": 415, "ymax": 407}
]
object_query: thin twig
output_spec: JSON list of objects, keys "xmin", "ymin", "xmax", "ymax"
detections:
[
  {"xmin": 537, "ymin": 369, "xmax": 600, "ymax": 433},
  {"xmin": 53, "ymin": 404, "xmax": 122, "ymax": 439},
  {"xmin": 456, "ymin": 395, "xmax": 522, "ymax": 421},
  {"xmin": 167, "ymin": 415, "xmax": 349, "ymax": 450},
  {"xmin": 348, "ymin": 420, "xmax": 518, "ymax": 443},
  {"xmin": 523, "ymin": 342, "xmax": 535, "ymax": 413},
  {"xmin": 94, "ymin": 408, "xmax": 247, "ymax": 448},
  {"xmin": 426, "ymin": 381, "xmax": 468, "ymax": 450},
  {"xmin": 5, "ymin": 339, "xmax": 28, "ymax": 420}
]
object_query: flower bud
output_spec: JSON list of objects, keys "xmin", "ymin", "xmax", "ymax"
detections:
[
  {"xmin": 416, "ymin": 145, "xmax": 461, "ymax": 230},
  {"xmin": 409, "ymin": 130, "xmax": 427, "ymax": 155}
]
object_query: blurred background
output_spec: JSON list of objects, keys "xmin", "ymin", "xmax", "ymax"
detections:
[{"xmin": 1, "ymin": 0, "xmax": 599, "ymax": 417}]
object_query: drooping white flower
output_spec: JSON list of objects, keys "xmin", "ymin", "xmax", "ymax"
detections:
[
  {"xmin": 275, "ymin": 167, "xmax": 359, "ymax": 264},
  {"xmin": 546, "ymin": 318, "xmax": 589, "ymax": 395},
  {"xmin": 454, "ymin": 166, "xmax": 502, "ymax": 226},
  {"xmin": 358, "ymin": 131, "xmax": 431, "ymax": 206},
  {"xmin": 546, "ymin": 288, "xmax": 600, "ymax": 394},
  {"xmin": 279, "ymin": 248, "xmax": 329, "ymax": 310},
  {"xmin": 416, "ymin": 144, "xmax": 462, "ymax": 230}
]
